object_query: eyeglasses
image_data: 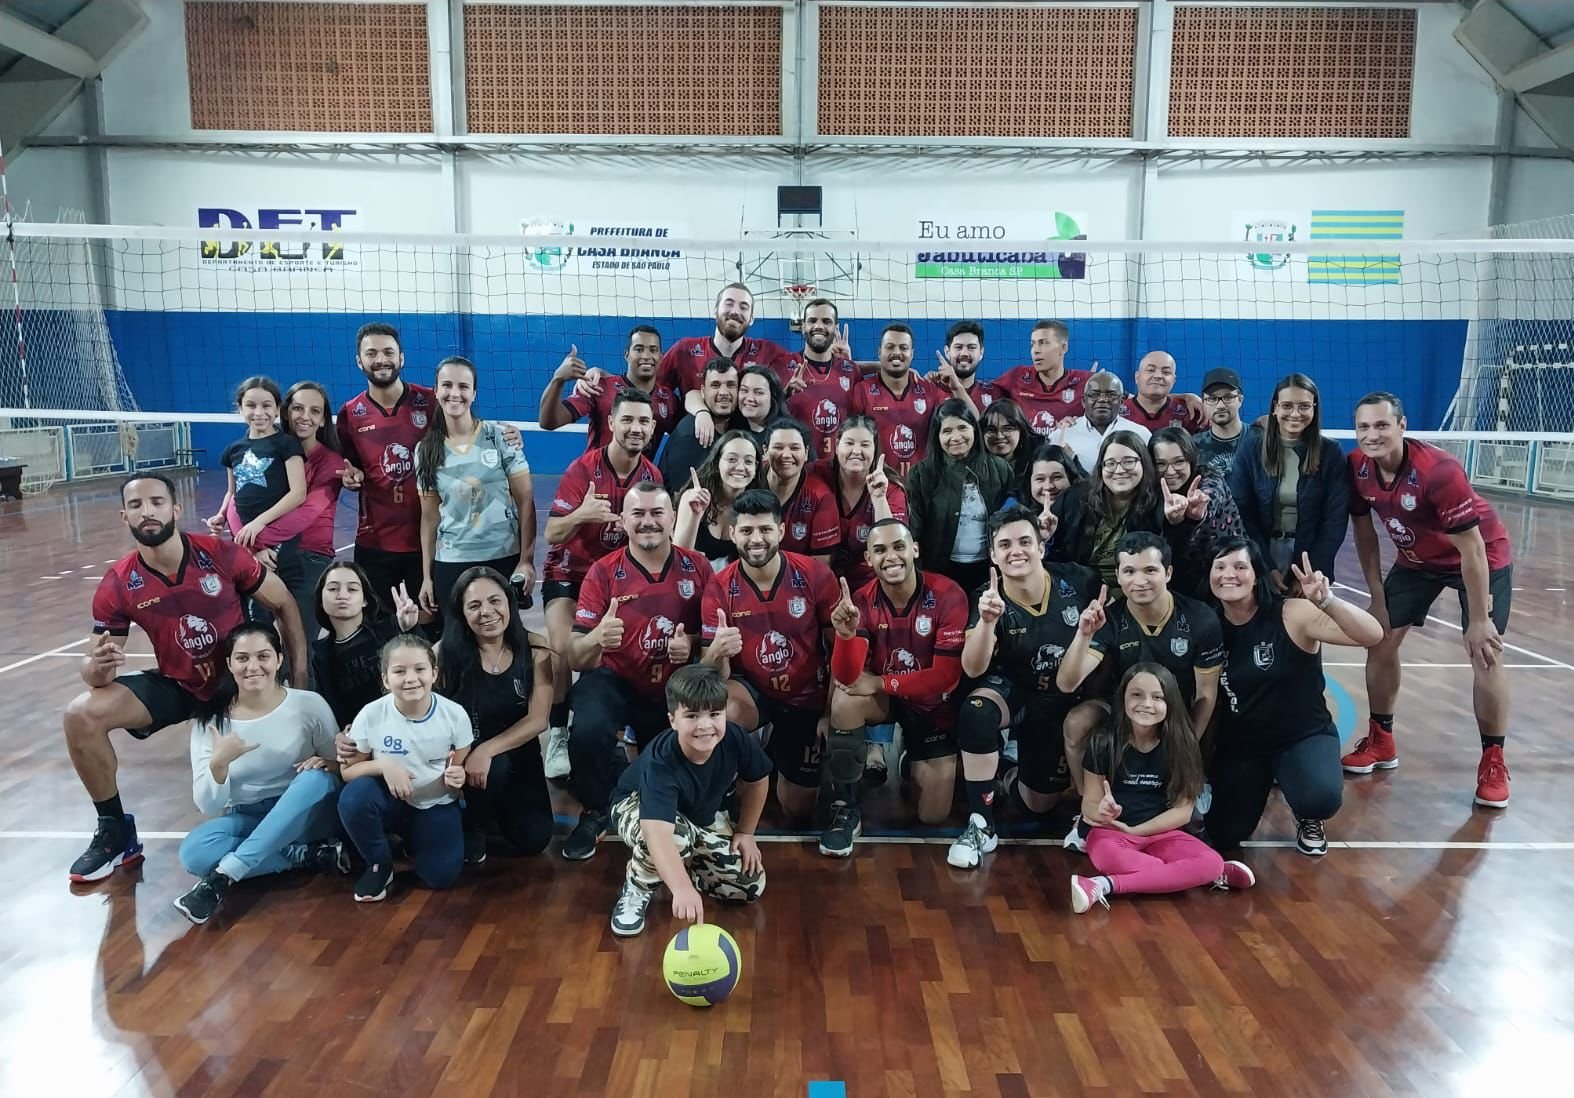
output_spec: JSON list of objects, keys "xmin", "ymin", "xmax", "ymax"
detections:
[
  {"xmin": 1086, "ymin": 389, "xmax": 1122, "ymax": 400},
  {"xmin": 1276, "ymin": 401, "xmax": 1315, "ymax": 415},
  {"xmin": 983, "ymin": 425, "xmax": 1020, "ymax": 436},
  {"xmin": 1202, "ymin": 392, "xmax": 1241, "ymax": 405},
  {"xmin": 1101, "ymin": 457, "xmax": 1141, "ymax": 472},
  {"xmin": 1153, "ymin": 459, "xmax": 1191, "ymax": 472}
]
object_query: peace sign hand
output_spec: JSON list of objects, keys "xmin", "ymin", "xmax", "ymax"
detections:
[
  {"xmin": 1078, "ymin": 585, "xmax": 1109, "ymax": 638},
  {"xmin": 1162, "ymin": 480, "xmax": 1190, "ymax": 524},
  {"xmin": 1290, "ymin": 552, "xmax": 1330, "ymax": 607},
  {"xmin": 786, "ymin": 358, "xmax": 809, "ymax": 396},
  {"xmin": 390, "ymin": 582, "xmax": 420, "ymax": 630},
  {"xmin": 865, "ymin": 454, "xmax": 889, "ymax": 501},
  {"xmin": 977, "ymin": 568, "xmax": 1007, "ymax": 624},
  {"xmin": 831, "ymin": 324, "xmax": 852, "ymax": 361},
  {"xmin": 1182, "ymin": 475, "xmax": 1210, "ymax": 522},
  {"xmin": 831, "ymin": 577, "xmax": 861, "ymax": 640}
]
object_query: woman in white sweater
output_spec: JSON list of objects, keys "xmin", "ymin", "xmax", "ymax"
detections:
[{"xmin": 175, "ymin": 622, "xmax": 346, "ymax": 925}]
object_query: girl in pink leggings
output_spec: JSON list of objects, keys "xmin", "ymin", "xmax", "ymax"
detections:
[{"xmin": 1071, "ymin": 662, "xmax": 1255, "ymax": 913}]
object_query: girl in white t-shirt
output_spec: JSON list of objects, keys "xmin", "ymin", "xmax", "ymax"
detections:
[{"xmin": 338, "ymin": 633, "xmax": 473, "ymax": 902}]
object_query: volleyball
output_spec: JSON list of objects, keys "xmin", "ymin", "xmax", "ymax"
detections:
[{"xmin": 663, "ymin": 924, "xmax": 742, "ymax": 1007}]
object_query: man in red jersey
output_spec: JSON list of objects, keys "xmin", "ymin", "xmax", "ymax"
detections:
[
  {"xmin": 850, "ymin": 323, "xmax": 944, "ymax": 477},
  {"xmin": 561, "ymin": 480, "xmax": 708, "ymax": 861},
  {"xmin": 784, "ymin": 298, "xmax": 860, "ymax": 458},
  {"xmin": 931, "ymin": 320, "xmax": 996, "ymax": 414},
  {"xmin": 657, "ymin": 282, "xmax": 793, "ymax": 446},
  {"xmin": 990, "ymin": 320, "xmax": 1091, "ymax": 435},
  {"xmin": 543, "ymin": 389, "xmax": 663, "ymax": 772},
  {"xmin": 825, "ymin": 519, "xmax": 968, "ymax": 857},
  {"xmin": 63, "ymin": 474, "xmax": 307, "ymax": 883},
  {"xmin": 537, "ymin": 326, "xmax": 680, "ymax": 457},
  {"xmin": 1342, "ymin": 392, "xmax": 1515, "ymax": 808},
  {"xmin": 1123, "ymin": 351, "xmax": 1206, "ymax": 432},
  {"xmin": 701, "ymin": 489, "xmax": 839, "ymax": 822}
]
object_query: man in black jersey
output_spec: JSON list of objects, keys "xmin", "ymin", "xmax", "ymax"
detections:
[{"xmin": 953, "ymin": 505, "xmax": 1099, "ymax": 869}]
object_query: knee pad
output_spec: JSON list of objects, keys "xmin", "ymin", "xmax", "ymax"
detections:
[
  {"xmin": 958, "ymin": 696, "xmax": 1003, "ymax": 756},
  {"xmin": 825, "ymin": 724, "xmax": 868, "ymax": 785}
]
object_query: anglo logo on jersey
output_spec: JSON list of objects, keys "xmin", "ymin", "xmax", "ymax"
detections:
[
  {"xmin": 814, "ymin": 399, "xmax": 840, "ymax": 433},
  {"xmin": 381, "ymin": 442, "xmax": 414, "ymax": 481},
  {"xmin": 890, "ymin": 426, "xmax": 917, "ymax": 459},
  {"xmin": 177, "ymin": 614, "xmax": 218, "ymax": 656},
  {"xmin": 641, "ymin": 615, "xmax": 676, "ymax": 653},
  {"xmin": 1031, "ymin": 643, "xmax": 1067, "ymax": 673},
  {"xmin": 1031, "ymin": 410, "xmax": 1057, "ymax": 433},
  {"xmin": 756, "ymin": 630, "xmax": 794, "ymax": 670},
  {"xmin": 1385, "ymin": 517, "xmax": 1416, "ymax": 547},
  {"xmin": 600, "ymin": 524, "xmax": 627, "ymax": 548},
  {"xmin": 885, "ymin": 647, "xmax": 921, "ymax": 674}
]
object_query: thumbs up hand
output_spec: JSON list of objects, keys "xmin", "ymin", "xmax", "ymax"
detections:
[
  {"xmin": 597, "ymin": 597, "xmax": 626, "ymax": 650},
  {"xmin": 710, "ymin": 608, "xmax": 743, "ymax": 659},
  {"xmin": 667, "ymin": 622, "xmax": 692, "ymax": 664}
]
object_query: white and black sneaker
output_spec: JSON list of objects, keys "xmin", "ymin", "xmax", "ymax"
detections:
[
  {"xmin": 561, "ymin": 811, "xmax": 607, "ymax": 861},
  {"xmin": 354, "ymin": 862, "xmax": 394, "ymax": 902},
  {"xmin": 1295, "ymin": 817, "xmax": 1329, "ymax": 857},
  {"xmin": 946, "ymin": 813, "xmax": 999, "ymax": 870},
  {"xmin": 173, "ymin": 871, "xmax": 231, "ymax": 925},
  {"xmin": 610, "ymin": 880, "xmax": 654, "ymax": 937},
  {"xmin": 69, "ymin": 812, "xmax": 144, "ymax": 883},
  {"xmin": 1063, "ymin": 816, "xmax": 1087, "ymax": 854},
  {"xmin": 313, "ymin": 840, "xmax": 353, "ymax": 876},
  {"xmin": 542, "ymin": 726, "xmax": 572, "ymax": 780},
  {"xmin": 819, "ymin": 803, "xmax": 862, "ymax": 858}
]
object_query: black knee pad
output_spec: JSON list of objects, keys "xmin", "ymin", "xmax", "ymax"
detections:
[
  {"xmin": 825, "ymin": 725, "xmax": 867, "ymax": 785},
  {"xmin": 958, "ymin": 696, "xmax": 1003, "ymax": 755}
]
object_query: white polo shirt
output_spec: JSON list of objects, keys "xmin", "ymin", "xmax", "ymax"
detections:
[{"xmin": 1061, "ymin": 415, "xmax": 1152, "ymax": 473}]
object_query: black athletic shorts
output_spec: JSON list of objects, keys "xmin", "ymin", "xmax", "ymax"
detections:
[
  {"xmin": 891, "ymin": 698, "xmax": 959, "ymax": 763},
  {"xmin": 541, "ymin": 580, "xmax": 582, "ymax": 605},
  {"xmin": 733, "ymin": 677, "xmax": 823, "ymax": 788},
  {"xmin": 1385, "ymin": 563, "xmax": 1512, "ymax": 634},
  {"xmin": 969, "ymin": 674, "xmax": 1072, "ymax": 795},
  {"xmin": 118, "ymin": 671, "xmax": 201, "ymax": 740},
  {"xmin": 354, "ymin": 545, "xmax": 423, "ymax": 610}
]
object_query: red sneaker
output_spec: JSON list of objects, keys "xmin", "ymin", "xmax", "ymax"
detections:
[
  {"xmin": 1342, "ymin": 724, "xmax": 1398, "ymax": 774},
  {"xmin": 1474, "ymin": 746, "xmax": 1511, "ymax": 808}
]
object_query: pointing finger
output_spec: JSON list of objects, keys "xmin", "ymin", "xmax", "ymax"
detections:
[
  {"xmin": 839, "ymin": 577, "xmax": 852, "ymax": 603},
  {"xmin": 1097, "ymin": 584, "xmax": 1108, "ymax": 605},
  {"xmin": 988, "ymin": 567, "xmax": 1000, "ymax": 594}
]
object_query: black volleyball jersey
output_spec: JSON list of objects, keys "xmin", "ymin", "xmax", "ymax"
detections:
[
  {"xmin": 967, "ymin": 564, "xmax": 1100, "ymax": 701},
  {"xmin": 1088, "ymin": 592, "xmax": 1224, "ymax": 708},
  {"xmin": 1217, "ymin": 603, "xmax": 1332, "ymax": 750}
]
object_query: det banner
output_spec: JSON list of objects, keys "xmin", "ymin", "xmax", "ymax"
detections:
[{"xmin": 911, "ymin": 211, "xmax": 1089, "ymax": 280}]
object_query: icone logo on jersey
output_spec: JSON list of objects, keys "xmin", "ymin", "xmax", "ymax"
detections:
[
  {"xmin": 177, "ymin": 614, "xmax": 219, "ymax": 657},
  {"xmin": 641, "ymin": 615, "xmax": 677, "ymax": 653},
  {"xmin": 756, "ymin": 630, "xmax": 794, "ymax": 671},
  {"xmin": 381, "ymin": 443, "xmax": 414, "ymax": 482}
]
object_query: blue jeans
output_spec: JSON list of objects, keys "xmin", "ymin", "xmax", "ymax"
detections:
[
  {"xmin": 338, "ymin": 776, "xmax": 463, "ymax": 889},
  {"xmin": 179, "ymin": 767, "xmax": 342, "ymax": 881}
]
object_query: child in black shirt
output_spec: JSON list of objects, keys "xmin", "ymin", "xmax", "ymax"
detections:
[{"xmin": 608, "ymin": 664, "xmax": 771, "ymax": 938}]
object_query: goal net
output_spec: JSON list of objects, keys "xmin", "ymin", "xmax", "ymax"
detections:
[{"xmin": 4, "ymin": 222, "xmax": 1572, "ymax": 494}]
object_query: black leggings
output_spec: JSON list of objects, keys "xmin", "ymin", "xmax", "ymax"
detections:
[
  {"xmin": 567, "ymin": 667, "xmax": 670, "ymax": 814},
  {"xmin": 461, "ymin": 743, "xmax": 554, "ymax": 855},
  {"xmin": 1204, "ymin": 726, "xmax": 1343, "ymax": 849}
]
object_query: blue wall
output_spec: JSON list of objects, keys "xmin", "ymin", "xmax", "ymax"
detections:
[{"xmin": 3, "ymin": 310, "xmax": 1472, "ymax": 475}]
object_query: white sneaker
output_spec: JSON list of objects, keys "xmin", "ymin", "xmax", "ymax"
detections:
[
  {"xmin": 946, "ymin": 813, "xmax": 999, "ymax": 869},
  {"xmin": 610, "ymin": 880, "xmax": 653, "ymax": 936},
  {"xmin": 543, "ymin": 726, "xmax": 571, "ymax": 779},
  {"xmin": 1063, "ymin": 816, "xmax": 1087, "ymax": 853}
]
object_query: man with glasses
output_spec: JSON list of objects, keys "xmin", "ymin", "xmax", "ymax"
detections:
[
  {"xmin": 1059, "ymin": 370, "xmax": 1150, "ymax": 471},
  {"xmin": 1193, "ymin": 368, "xmax": 1246, "ymax": 478}
]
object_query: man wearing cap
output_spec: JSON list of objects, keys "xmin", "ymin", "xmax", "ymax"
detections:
[{"xmin": 1193, "ymin": 368, "xmax": 1246, "ymax": 479}]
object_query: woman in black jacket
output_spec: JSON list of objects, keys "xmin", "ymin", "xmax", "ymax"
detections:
[
  {"xmin": 1047, "ymin": 430, "xmax": 1170, "ymax": 584},
  {"xmin": 905, "ymin": 397, "xmax": 1013, "ymax": 592},
  {"xmin": 1226, "ymin": 373, "xmax": 1350, "ymax": 591}
]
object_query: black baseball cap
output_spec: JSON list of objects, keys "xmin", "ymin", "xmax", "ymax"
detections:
[{"xmin": 1202, "ymin": 368, "xmax": 1242, "ymax": 393}]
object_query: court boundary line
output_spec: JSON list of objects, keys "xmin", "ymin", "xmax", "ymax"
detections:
[
  {"xmin": 1333, "ymin": 580, "xmax": 1574, "ymax": 670},
  {"xmin": 6, "ymin": 830, "xmax": 1570, "ymax": 851},
  {"xmin": 0, "ymin": 639, "xmax": 87, "ymax": 676}
]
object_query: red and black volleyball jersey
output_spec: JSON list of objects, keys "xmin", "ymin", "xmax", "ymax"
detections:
[
  {"xmin": 1349, "ymin": 440, "xmax": 1512, "ymax": 572},
  {"xmin": 955, "ymin": 379, "xmax": 996, "ymax": 416},
  {"xmin": 1124, "ymin": 395, "xmax": 1205, "ymax": 433},
  {"xmin": 988, "ymin": 367, "xmax": 1091, "ymax": 435},
  {"xmin": 777, "ymin": 474, "xmax": 841, "ymax": 557},
  {"xmin": 849, "ymin": 373, "xmax": 943, "ymax": 477},
  {"xmin": 701, "ymin": 552, "xmax": 838, "ymax": 708},
  {"xmin": 92, "ymin": 534, "xmax": 265, "ymax": 700},
  {"xmin": 336, "ymin": 383, "xmax": 434, "ymax": 555},
  {"xmin": 574, "ymin": 544, "xmax": 709, "ymax": 701},
  {"xmin": 784, "ymin": 354, "xmax": 860, "ymax": 458},
  {"xmin": 562, "ymin": 374, "xmax": 680, "ymax": 457},
  {"xmin": 656, "ymin": 335, "xmax": 794, "ymax": 399},
  {"xmin": 544, "ymin": 447, "xmax": 662, "ymax": 582},
  {"xmin": 807, "ymin": 459, "xmax": 910, "ymax": 591},
  {"xmin": 854, "ymin": 572, "xmax": 968, "ymax": 716}
]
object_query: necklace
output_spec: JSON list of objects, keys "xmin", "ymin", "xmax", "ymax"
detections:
[{"xmin": 481, "ymin": 643, "xmax": 509, "ymax": 674}]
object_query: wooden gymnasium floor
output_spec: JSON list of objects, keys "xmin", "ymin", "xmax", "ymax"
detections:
[{"xmin": 3, "ymin": 470, "xmax": 1573, "ymax": 1098}]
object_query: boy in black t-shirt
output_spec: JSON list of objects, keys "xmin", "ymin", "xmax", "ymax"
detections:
[{"xmin": 608, "ymin": 664, "xmax": 771, "ymax": 937}]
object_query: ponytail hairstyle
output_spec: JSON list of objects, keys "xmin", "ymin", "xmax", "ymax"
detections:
[
  {"xmin": 416, "ymin": 355, "xmax": 477, "ymax": 492},
  {"xmin": 194, "ymin": 622, "xmax": 285, "ymax": 733},
  {"xmin": 1088, "ymin": 661, "xmax": 1204, "ymax": 807}
]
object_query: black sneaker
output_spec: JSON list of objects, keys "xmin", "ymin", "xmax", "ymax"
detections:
[
  {"xmin": 69, "ymin": 812, "xmax": 143, "ymax": 883},
  {"xmin": 610, "ymin": 880, "xmax": 653, "ymax": 937},
  {"xmin": 818, "ymin": 803, "xmax": 862, "ymax": 858},
  {"xmin": 311, "ymin": 840, "xmax": 352, "ymax": 875},
  {"xmin": 173, "ymin": 871, "xmax": 231, "ymax": 925},
  {"xmin": 464, "ymin": 829, "xmax": 488, "ymax": 866},
  {"xmin": 561, "ymin": 811, "xmax": 607, "ymax": 861},
  {"xmin": 1295, "ymin": 817, "xmax": 1329, "ymax": 857},
  {"xmin": 354, "ymin": 862, "xmax": 394, "ymax": 902}
]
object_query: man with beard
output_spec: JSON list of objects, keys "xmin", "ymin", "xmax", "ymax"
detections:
[
  {"xmin": 561, "ymin": 481, "xmax": 709, "ymax": 861},
  {"xmin": 825, "ymin": 519, "xmax": 968, "ymax": 857},
  {"xmin": 64, "ymin": 474, "xmax": 309, "ymax": 882},
  {"xmin": 543, "ymin": 390, "xmax": 663, "ymax": 774},
  {"xmin": 1060, "ymin": 371, "xmax": 1151, "ymax": 472},
  {"xmin": 336, "ymin": 322, "xmax": 521, "ymax": 608},
  {"xmin": 784, "ymin": 298, "xmax": 860, "ymax": 458},
  {"xmin": 538, "ymin": 325, "xmax": 680, "ymax": 457},
  {"xmin": 701, "ymin": 489, "xmax": 839, "ymax": 822},
  {"xmin": 657, "ymin": 358, "xmax": 741, "ymax": 491},
  {"xmin": 657, "ymin": 283, "xmax": 792, "ymax": 448},
  {"xmin": 850, "ymin": 323, "xmax": 944, "ymax": 478},
  {"xmin": 932, "ymin": 320, "xmax": 995, "ymax": 414},
  {"xmin": 1192, "ymin": 367, "xmax": 1247, "ymax": 478},
  {"xmin": 1124, "ymin": 350, "xmax": 1206, "ymax": 432},
  {"xmin": 990, "ymin": 320, "xmax": 1091, "ymax": 435},
  {"xmin": 953, "ymin": 506, "xmax": 1100, "ymax": 869}
]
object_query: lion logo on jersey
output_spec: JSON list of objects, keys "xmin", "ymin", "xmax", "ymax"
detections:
[
  {"xmin": 1031, "ymin": 410, "xmax": 1057, "ymax": 434},
  {"xmin": 1386, "ymin": 516, "xmax": 1416, "ymax": 548},
  {"xmin": 756, "ymin": 630, "xmax": 794, "ymax": 671},
  {"xmin": 1031, "ymin": 643, "xmax": 1067, "ymax": 674},
  {"xmin": 813, "ymin": 399, "xmax": 840, "ymax": 434},
  {"xmin": 641, "ymin": 615, "xmax": 676, "ymax": 654},
  {"xmin": 177, "ymin": 614, "xmax": 218, "ymax": 657},
  {"xmin": 884, "ymin": 648, "xmax": 921, "ymax": 675},
  {"xmin": 890, "ymin": 426, "xmax": 917, "ymax": 460},
  {"xmin": 381, "ymin": 442, "xmax": 414, "ymax": 482}
]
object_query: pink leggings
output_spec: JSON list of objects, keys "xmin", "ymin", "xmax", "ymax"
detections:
[{"xmin": 1085, "ymin": 828, "xmax": 1223, "ymax": 896}]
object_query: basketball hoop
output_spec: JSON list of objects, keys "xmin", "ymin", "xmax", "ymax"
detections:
[{"xmin": 786, "ymin": 283, "xmax": 817, "ymax": 332}]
